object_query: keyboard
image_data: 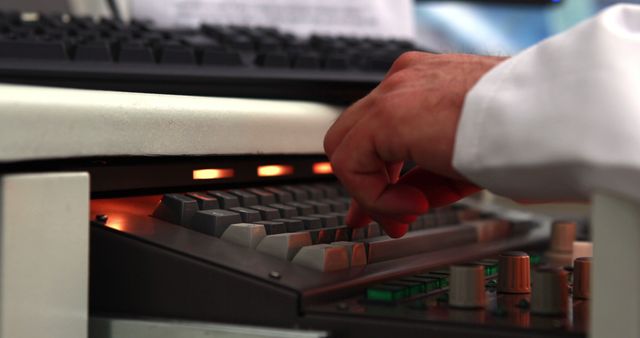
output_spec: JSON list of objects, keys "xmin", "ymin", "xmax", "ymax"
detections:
[{"xmin": 0, "ymin": 11, "xmax": 420, "ymax": 103}]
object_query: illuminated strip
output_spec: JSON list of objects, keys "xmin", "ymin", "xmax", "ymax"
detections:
[
  {"xmin": 313, "ymin": 161, "xmax": 333, "ymax": 174},
  {"xmin": 193, "ymin": 168, "xmax": 235, "ymax": 180},
  {"xmin": 257, "ymin": 165, "xmax": 294, "ymax": 177}
]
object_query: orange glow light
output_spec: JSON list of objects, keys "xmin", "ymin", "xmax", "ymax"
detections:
[
  {"xmin": 313, "ymin": 161, "xmax": 333, "ymax": 174},
  {"xmin": 193, "ymin": 168, "xmax": 235, "ymax": 180},
  {"xmin": 258, "ymin": 164, "xmax": 294, "ymax": 177}
]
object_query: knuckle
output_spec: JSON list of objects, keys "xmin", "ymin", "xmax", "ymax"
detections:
[{"xmin": 391, "ymin": 51, "xmax": 424, "ymax": 70}]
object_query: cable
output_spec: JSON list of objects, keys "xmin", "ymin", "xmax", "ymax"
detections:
[{"xmin": 106, "ymin": 0, "xmax": 122, "ymax": 22}]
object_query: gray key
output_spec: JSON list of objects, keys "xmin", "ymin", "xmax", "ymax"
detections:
[
  {"xmin": 281, "ymin": 185, "xmax": 308, "ymax": 201},
  {"xmin": 255, "ymin": 220, "xmax": 287, "ymax": 235},
  {"xmin": 292, "ymin": 216, "xmax": 322, "ymax": 230},
  {"xmin": 227, "ymin": 189, "xmax": 259, "ymax": 207},
  {"xmin": 366, "ymin": 222, "xmax": 381, "ymax": 237},
  {"xmin": 256, "ymin": 232, "xmax": 312, "ymax": 260},
  {"xmin": 268, "ymin": 203, "xmax": 298, "ymax": 218},
  {"xmin": 349, "ymin": 227, "xmax": 366, "ymax": 241},
  {"xmin": 310, "ymin": 214, "xmax": 338, "ymax": 228},
  {"xmin": 229, "ymin": 207, "xmax": 262, "ymax": 223},
  {"xmin": 152, "ymin": 193, "xmax": 198, "ymax": 226},
  {"xmin": 309, "ymin": 226, "xmax": 348, "ymax": 244},
  {"xmin": 185, "ymin": 192, "xmax": 219, "ymax": 210},
  {"xmin": 207, "ymin": 191, "xmax": 240, "ymax": 209},
  {"xmin": 249, "ymin": 205, "xmax": 280, "ymax": 220},
  {"xmin": 221, "ymin": 223, "xmax": 266, "ymax": 248},
  {"xmin": 331, "ymin": 241, "xmax": 367, "ymax": 267},
  {"xmin": 285, "ymin": 202, "xmax": 313, "ymax": 216},
  {"xmin": 323, "ymin": 199, "xmax": 347, "ymax": 212},
  {"xmin": 263, "ymin": 187, "xmax": 293, "ymax": 203},
  {"xmin": 314, "ymin": 184, "xmax": 339, "ymax": 198},
  {"xmin": 292, "ymin": 244, "xmax": 349, "ymax": 272},
  {"xmin": 246, "ymin": 188, "xmax": 276, "ymax": 205},
  {"xmin": 192, "ymin": 209, "xmax": 242, "ymax": 237},
  {"xmin": 273, "ymin": 218, "xmax": 305, "ymax": 232},
  {"xmin": 329, "ymin": 211, "xmax": 347, "ymax": 225},
  {"xmin": 304, "ymin": 200, "xmax": 331, "ymax": 214},
  {"xmin": 298, "ymin": 184, "xmax": 323, "ymax": 199}
]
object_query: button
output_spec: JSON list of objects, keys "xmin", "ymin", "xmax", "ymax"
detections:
[
  {"xmin": 272, "ymin": 218, "xmax": 304, "ymax": 232},
  {"xmin": 151, "ymin": 193, "xmax": 198, "ymax": 226},
  {"xmin": 323, "ymin": 199, "xmax": 347, "ymax": 212},
  {"xmin": 314, "ymin": 184, "xmax": 339, "ymax": 198},
  {"xmin": 268, "ymin": 203, "xmax": 298, "ymax": 218},
  {"xmin": 298, "ymin": 184, "xmax": 324, "ymax": 199},
  {"xmin": 550, "ymin": 221, "xmax": 577, "ymax": 253},
  {"xmin": 292, "ymin": 52, "xmax": 320, "ymax": 69},
  {"xmin": 220, "ymin": 223, "xmax": 266, "ymax": 248},
  {"xmin": 281, "ymin": 185, "xmax": 308, "ymax": 201},
  {"xmin": 366, "ymin": 284, "xmax": 407, "ymax": 302},
  {"xmin": 285, "ymin": 202, "xmax": 313, "ymax": 216},
  {"xmin": 304, "ymin": 200, "xmax": 331, "ymax": 214},
  {"xmin": 185, "ymin": 192, "xmax": 219, "ymax": 210},
  {"xmin": 531, "ymin": 267, "xmax": 569, "ymax": 315},
  {"xmin": 255, "ymin": 220, "xmax": 286, "ymax": 235},
  {"xmin": 246, "ymin": 188, "xmax": 276, "ymax": 205},
  {"xmin": 366, "ymin": 222, "xmax": 381, "ymax": 237},
  {"xmin": 191, "ymin": 209, "xmax": 242, "ymax": 237},
  {"xmin": 207, "ymin": 191, "xmax": 240, "ymax": 209},
  {"xmin": 572, "ymin": 241, "xmax": 593, "ymax": 262},
  {"xmin": 292, "ymin": 244, "xmax": 349, "ymax": 272},
  {"xmin": 331, "ymin": 241, "xmax": 366, "ymax": 266},
  {"xmin": 573, "ymin": 257, "xmax": 591, "ymax": 299},
  {"xmin": 202, "ymin": 50, "xmax": 243, "ymax": 66},
  {"xmin": 0, "ymin": 39, "xmax": 68, "ymax": 60},
  {"xmin": 227, "ymin": 189, "xmax": 259, "ymax": 207},
  {"xmin": 118, "ymin": 42, "xmax": 154, "ymax": 63},
  {"xmin": 449, "ymin": 264, "xmax": 486, "ymax": 308},
  {"xmin": 249, "ymin": 205, "xmax": 280, "ymax": 220},
  {"xmin": 405, "ymin": 275, "xmax": 441, "ymax": 292},
  {"xmin": 256, "ymin": 232, "xmax": 311, "ymax": 260},
  {"xmin": 291, "ymin": 216, "xmax": 322, "ymax": 230},
  {"xmin": 329, "ymin": 211, "xmax": 347, "ymax": 225},
  {"xmin": 255, "ymin": 52, "xmax": 289, "ymax": 68},
  {"xmin": 160, "ymin": 45, "xmax": 196, "ymax": 64},
  {"xmin": 498, "ymin": 251, "xmax": 531, "ymax": 294},
  {"xmin": 228, "ymin": 207, "xmax": 261, "ymax": 223},
  {"xmin": 263, "ymin": 187, "xmax": 293, "ymax": 203},
  {"xmin": 310, "ymin": 214, "xmax": 338, "ymax": 228},
  {"xmin": 74, "ymin": 40, "xmax": 112, "ymax": 61},
  {"xmin": 414, "ymin": 272, "xmax": 448, "ymax": 289},
  {"xmin": 349, "ymin": 227, "xmax": 366, "ymax": 241}
]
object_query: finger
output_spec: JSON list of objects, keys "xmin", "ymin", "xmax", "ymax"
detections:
[
  {"xmin": 345, "ymin": 200, "xmax": 371, "ymax": 229},
  {"xmin": 331, "ymin": 121, "xmax": 428, "ymax": 218},
  {"xmin": 324, "ymin": 97, "xmax": 372, "ymax": 158},
  {"xmin": 397, "ymin": 167, "xmax": 481, "ymax": 207}
]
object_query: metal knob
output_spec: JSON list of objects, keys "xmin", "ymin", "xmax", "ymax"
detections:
[
  {"xmin": 573, "ymin": 257, "xmax": 591, "ymax": 299},
  {"xmin": 498, "ymin": 251, "xmax": 531, "ymax": 294},
  {"xmin": 449, "ymin": 264, "xmax": 486, "ymax": 308},
  {"xmin": 531, "ymin": 267, "xmax": 569, "ymax": 315},
  {"xmin": 550, "ymin": 221, "xmax": 576, "ymax": 253}
]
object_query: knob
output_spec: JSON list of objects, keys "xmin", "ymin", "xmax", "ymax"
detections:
[
  {"xmin": 573, "ymin": 257, "xmax": 591, "ymax": 299},
  {"xmin": 449, "ymin": 264, "xmax": 486, "ymax": 308},
  {"xmin": 498, "ymin": 251, "xmax": 531, "ymax": 294},
  {"xmin": 550, "ymin": 221, "xmax": 576, "ymax": 253},
  {"xmin": 531, "ymin": 267, "xmax": 569, "ymax": 315}
]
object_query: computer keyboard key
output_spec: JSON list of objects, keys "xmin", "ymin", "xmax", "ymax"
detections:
[
  {"xmin": 207, "ymin": 191, "xmax": 240, "ymax": 209},
  {"xmin": 298, "ymin": 184, "xmax": 324, "ymax": 200},
  {"xmin": 152, "ymin": 193, "xmax": 198, "ymax": 226},
  {"xmin": 256, "ymin": 232, "xmax": 312, "ymax": 260},
  {"xmin": 331, "ymin": 241, "xmax": 367, "ymax": 267},
  {"xmin": 191, "ymin": 209, "xmax": 242, "ymax": 237},
  {"xmin": 185, "ymin": 192, "xmax": 219, "ymax": 210},
  {"xmin": 267, "ymin": 203, "xmax": 298, "ymax": 218},
  {"xmin": 324, "ymin": 54, "xmax": 349, "ymax": 70},
  {"xmin": 314, "ymin": 184, "xmax": 339, "ymax": 198},
  {"xmin": 281, "ymin": 185, "xmax": 308, "ymax": 201},
  {"xmin": 245, "ymin": 188, "xmax": 276, "ymax": 205},
  {"xmin": 366, "ymin": 222, "xmax": 381, "ymax": 237},
  {"xmin": 292, "ymin": 244, "xmax": 349, "ymax": 272},
  {"xmin": 273, "ymin": 218, "xmax": 305, "ymax": 233},
  {"xmin": 328, "ymin": 211, "xmax": 347, "ymax": 225},
  {"xmin": 202, "ymin": 50, "xmax": 243, "ymax": 66},
  {"xmin": 292, "ymin": 52, "xmax": 320, "ymax": 69},
  {"xmin": 255, "ymin": 220, "xmax": 287, "ymax": 235},
  {"xmin": 0, "ymin": 39, "xmax": 68, "ymax": 60},
  {"xmin": 118, "ymin": 42, "xmax": 154, "ymax": 63},
  {"xmin": 227, "ymin": 189, "xmax": 259, "ymax": 207},
  {"xmin": 250, "ymin": 205, "xmax": 281, "ymax": 220},
  {"xmin": 221, "ymin": 223, "xmax": 266, "ymax": 249},
  {"xmin": 284, "ymin": 202, "xmax": 312, "ymax": 216},
  {"xmin": 322, "ymin": 199, "xmax": 347, "ymax": 213},
  {"xmin": 349, "ymin": 227, "xmax": 366, "ymax": 241},
  {"xmin": 229, "ymin": 207, "xmax": 262, "ymax": 223},
  {"xmin": 304, "ymin": 200, "xmax": 331, "ymax": 214},
  {"xmin": 263, "ymin": 187, "xmax": 293, "ymax": 203},
  {"xmin": 291, "ymin": 216, "xmax": 322, "ymax": 230},
  {"xmin": 310, "ymin": 214, "xmax": 338, "ymax": 228},
  {"xmin": 160, "ymin": 46, "xmax": 196, "ymax": 64},
  {"xmin": 255, "ymin": 52, "xmax": 289, "ymax": 68},
  {"xmin": 74, "ymin": 40, "xmax": 112, "ymax": 61}
]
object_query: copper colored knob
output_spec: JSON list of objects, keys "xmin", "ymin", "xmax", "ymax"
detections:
[
  {"xmin": 449, "ymin": 264, "xmax": 486, "ymax": 309},
  {"xmin": 498, "ymin": 251, "xmax": 531, "ymax": 294},
  {"xmin": 531, "ymin": 267, "xmax": 569, "ymax": 315},
  {"xmin": 550, "ymin": 221, "xmax": 576, "ymax": 253},
  {"xmin": 573, "ymin": 257, "xmax": 591, "ymax": 299}
]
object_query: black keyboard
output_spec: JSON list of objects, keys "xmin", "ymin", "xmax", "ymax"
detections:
[{"xmin": 0, "ymin": 11, "xmax": 421, "ymax": 103}]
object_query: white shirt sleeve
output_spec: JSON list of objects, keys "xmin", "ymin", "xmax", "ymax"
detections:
[{"xmin": 453, "ymin": 3, "xmax": 640, "ymax": 202}]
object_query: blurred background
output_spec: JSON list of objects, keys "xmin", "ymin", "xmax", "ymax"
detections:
[{"xmin": 1, "ymin": 0, "xmax": 639, "ymax": 55}]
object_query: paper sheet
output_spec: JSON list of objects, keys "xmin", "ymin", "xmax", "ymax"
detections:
[{"xmin": 129, "ymin": 0, "xmax": 415, "ymax": 40}]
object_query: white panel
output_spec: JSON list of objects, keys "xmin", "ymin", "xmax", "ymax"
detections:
[
  {"xmin": 0, "ymin": 84, "xmax": 341, "ymax": 162},
  {"xmin": 0, "ymin": 172, "xmax": 89, "ymax": 338},
  {"xmin": 591, "ymin": 193, "xmax": 640, "ymax": 338}
]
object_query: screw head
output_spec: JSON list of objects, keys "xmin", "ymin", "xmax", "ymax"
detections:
[
  {"xmin": 95, "ymin": 214, "xmax": 108, "ymax": 223},
  {"xmin": 268, "ymin": 271, "xmax": 281, "ymax": 279}
]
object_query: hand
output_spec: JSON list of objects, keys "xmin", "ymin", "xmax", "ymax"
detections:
[{"xmin": 324, "ymin": 52, "xmax": 506, "ymax": 238}]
